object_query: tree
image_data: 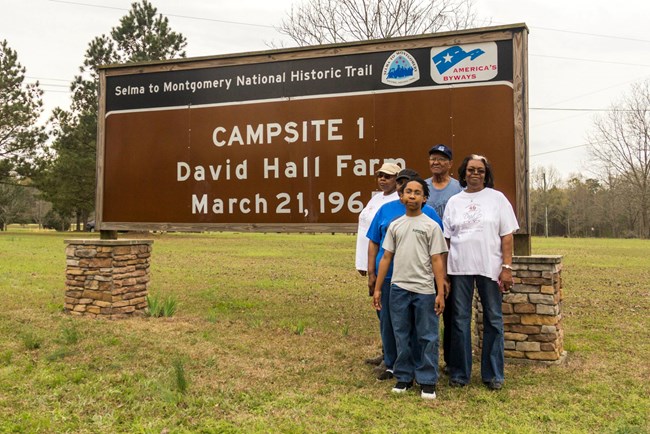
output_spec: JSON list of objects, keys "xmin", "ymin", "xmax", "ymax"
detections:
[
  {"xmin": 36, "ymin": 109, "xmax": 96, "ymax": 229},
  {"xmin": 0, "ymin": 40, "xmax": 46, "ymax": 181},
  {"xmin": 35, "ymin": 0, "xmax": 187, "ymax": 230},
  {"xmin": 279, "ymin": 0, "xmax": 481, "ymax": 46},
  {"xmin": 588, "ymin": 80, "xmax": 650, "ymax": 238},
  {"xmin": 27, "ymin": 188, "xmax": 51, "ymax": 229},
  {"xmin": 565, "ymin": 175, "xmax": 604, "ymax": 238},
  {"xmin": 71, "ymin": 0, "xmax": 187, "ymax": 115},
  {"xmin": 597, "ymin": 170, "xmax": 640, "ymax": 238},
  {"xmin": 0, "ymin": 181, "xmax": 32, "ymax": 230},
  {"xmin": 530, "ymin": 166, "xmax": 566, "ymax": 237}
]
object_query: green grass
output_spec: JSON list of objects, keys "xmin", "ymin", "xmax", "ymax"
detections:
[{"xmin": 0, "ymin": 231, "xmax": 648, "ymax": 432}]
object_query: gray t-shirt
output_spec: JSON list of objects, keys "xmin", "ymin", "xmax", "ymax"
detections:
[
  {"xmin": 382, "ymin": 213, "xmax": 448, "ymax": 295},
  {"xmin": 425, "ymin": 177, "xmax": 462, "ymax": 219}
]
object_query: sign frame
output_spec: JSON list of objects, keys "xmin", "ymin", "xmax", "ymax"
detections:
[{"xmin": 96, "ymin": 23, "xmax": 530, "ymax": 242}]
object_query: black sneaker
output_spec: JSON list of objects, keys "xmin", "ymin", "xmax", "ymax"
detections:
[
  {"xmin": 449, "ymin": 379, "xmax": 466, "ymax": 388},
  {"xmin": 376, "ymin": 369, "xmax": 394, "ymax": 381},
  {"xmin": 391, "ymin": 381, "xmax": 413, "ymax": 393},
  {"xmin": 484, "ymin": 380, "xmax": 503, "ymax": 391},
  {"xmin": 420, "ymin": 384, "xmax": 437, "ymax": 400}
]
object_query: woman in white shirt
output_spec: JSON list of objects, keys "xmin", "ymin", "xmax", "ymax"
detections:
[
  {"xmin": 442, "ymin": 155, "xmax": 519, "ymax": 391},
  {"xmin": 356, "ymin": 162, "xmax": 400, "ymax": 367},
  {"xmin": 355, "ymin": 162, "xmax": 401, "ymax": 275}
]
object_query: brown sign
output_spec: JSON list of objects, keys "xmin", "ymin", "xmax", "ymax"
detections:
[{"xmin": 97, "ymin": 25, "xmax": 529, "ymax": 233}]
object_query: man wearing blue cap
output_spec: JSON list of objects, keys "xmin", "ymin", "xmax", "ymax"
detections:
[
  {"xmin": 425, "ymin": 144, "xmax": 462, "ymax": 374},
  {"xmin": 425, "ymin": 144, "xmax": 462, "ymax": 219}
]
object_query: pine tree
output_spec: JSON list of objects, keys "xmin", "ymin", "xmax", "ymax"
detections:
[
  {"xmin": 0, "ymin": 39, "xmax": 46, "ymax": 181},
  {"xmin": 36, "ymin": 0, "xmax": 187, "ymax": 230}
]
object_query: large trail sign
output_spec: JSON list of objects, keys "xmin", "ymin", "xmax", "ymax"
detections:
[{"xmin": 97, "ymin": 24, "xmax": 529, "ymax": 236}]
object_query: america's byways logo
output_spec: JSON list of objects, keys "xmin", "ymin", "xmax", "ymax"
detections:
[{"xmin": 430, "ymin": 42, "xmax": 498, "ymax": 84}]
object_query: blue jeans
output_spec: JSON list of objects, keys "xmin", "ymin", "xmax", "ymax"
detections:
[
  {"xmin": 449, "ymin": 275, "xmax": 504, "ymax": 385},
  {"xmin": 379, "ymin": 279, "xmax": 397, "ymax": 369},
  {"xmin": 441, "ymin": 281, "xmax": 453, "ymax": 366},
  {"xmin": 389, "ymin": 284, "xmax": 439, "ymax": 385}
]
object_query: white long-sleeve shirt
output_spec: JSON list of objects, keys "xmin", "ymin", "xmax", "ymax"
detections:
[{"xmin": 355, "ymin": 191, "xmax": 399, "ymax": 271}]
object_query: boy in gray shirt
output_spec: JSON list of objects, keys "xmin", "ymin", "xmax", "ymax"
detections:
[{"xmin": 372, "ymin": 177, "xmax": 448, "ymax": 400}]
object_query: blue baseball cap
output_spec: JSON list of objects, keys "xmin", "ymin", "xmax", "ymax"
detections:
[{"xmin": 428, "ymin": 144, "xmax": 452, "ymax": 159}]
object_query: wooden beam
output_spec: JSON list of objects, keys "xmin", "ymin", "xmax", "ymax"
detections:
[{"xmin": 512, "ymin": 28, "xmax": 531, "ymax": 255}]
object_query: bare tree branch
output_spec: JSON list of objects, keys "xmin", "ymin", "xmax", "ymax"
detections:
[
  {"xmin": 588, "ymin": 80, "xmax": 650, "ymax": 237},
  {"xmin": 279, "ymin": 0, "xmax": 483, "ymax": 46}
]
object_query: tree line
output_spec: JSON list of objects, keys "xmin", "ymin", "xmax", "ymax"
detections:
[
  {"xmin": 531, "ymin": 80, "xmax": 650, "ymax": 239},
  {"xmin": 530, "ymin": 166, "xmax": 649, "ymax": 239}
]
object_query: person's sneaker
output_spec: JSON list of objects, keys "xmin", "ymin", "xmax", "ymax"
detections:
[
  {"xmin": 484, "ymin": 380, "xmax": 503, "ymax": 391},
  {"xmin": 364, "ymin": 354, "xmax": 384, "ymax": 366},
  {"xmin": 420, "ymin": 384, "xmax": 437, "ymax": 400},
  {"xmin": 376, "ymin": 369, "xmax": 394, "ymax": 381},
  {"xmin": 391, "ymin": 381, "xmax": 413, "ymax": 393},
  {"xmin": 372, "ymin": 361, "xmax": 387, "ymax": 375},
  {"xmin": 449, "ymin": 379, "xmax": 466, "ymax": 388}
]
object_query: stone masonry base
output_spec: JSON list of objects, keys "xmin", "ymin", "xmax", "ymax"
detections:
[
  {"xmin": 474, "ymin": 255, "xmax": 567, "ymax": 364},
  {"xmin": 64, "ymin": 239, "xmax": 153, "ymax": 319}
]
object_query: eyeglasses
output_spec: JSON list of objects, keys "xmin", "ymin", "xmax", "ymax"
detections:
[
  {"xmin": 376, "ymin": 173, "xmax": 395, "ymax": 179},
  {"xmin": 429, "ymin": 157, "xmax": 449, "ymax": 163},
  {"xmin": 466, "ymin": 168, "xmax": 486, "ymax": 175}
]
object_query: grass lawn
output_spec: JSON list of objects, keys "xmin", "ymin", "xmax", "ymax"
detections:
[{"xmin": 0, "ymin": 230, "xmax": 648, "ymax": 433}]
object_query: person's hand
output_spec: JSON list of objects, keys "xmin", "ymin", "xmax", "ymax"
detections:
[
  {"xmin": 499, "ymin": 268, "xmax": 513, "ymax": 293},
  {"xmin": 357, "ymin": 269, "xmax": 367, "ymax": 277},
  {"xmin": 372, "ymin": 289, "xmax": 382, "ymax": 311},
  {"xmin": 435, "ymin": 293, "xmax": 445, "ymax": 316},
  {"xmin": 443, "ymin": 276, "xmax": 451, "ymax": 299},
  {"xmin": 367, "ymin": 273, "xmax": 377, "ymax": 296}
]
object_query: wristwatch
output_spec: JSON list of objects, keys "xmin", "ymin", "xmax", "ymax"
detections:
[{"xmin": 501, "ymin": 264, "xmax": 512, "ymax": 270}]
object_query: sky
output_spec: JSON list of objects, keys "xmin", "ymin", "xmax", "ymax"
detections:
[{"xmin": 2, "ymin": 0, "xmax": 650, "ymax": 181}]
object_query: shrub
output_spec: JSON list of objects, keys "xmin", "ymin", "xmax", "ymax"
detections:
[
  {"xmin": 42, "ymin": 210, "xmax": 72, "ymax": 232},
  {"xmin": 162, "ymin": 297, "xmax": 177, "ymax": 317},
  {"xmin": 147, "ymin": 294, "xmax": 178, "ymax": 318}
]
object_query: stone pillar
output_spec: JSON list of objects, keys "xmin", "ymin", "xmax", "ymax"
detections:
[
  {"xmin": 474, "ymin": 255, "xmax": 566, "ymax": 364},
  {"xmin": 64, "ymin": 239, "xmax": 153, "ymax": 319}
]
